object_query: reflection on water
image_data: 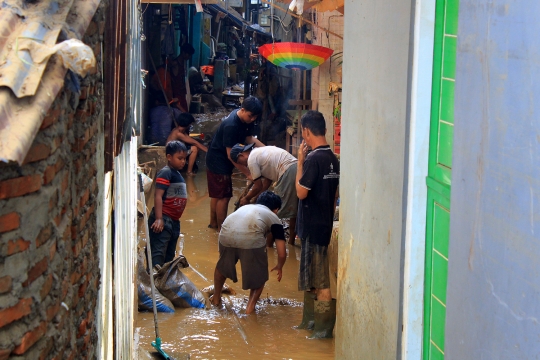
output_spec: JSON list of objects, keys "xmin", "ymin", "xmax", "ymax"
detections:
[{"xmin": 136, "ymin": 122, "xmax": 334, "ymax": 359}]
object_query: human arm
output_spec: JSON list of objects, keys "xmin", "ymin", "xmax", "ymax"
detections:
[
  {"xmin": 269, "ymin": 224, "xmax": 287, "ymax": 281},
  {"xmin": 295, "ymin": 140, "xmax": 310, "ymax": 200},
  {"xmin": 167, "ymin": 127, "xmax": 208, "ymax": 152},
  {"xmin": 245, "ymin": 136, "xmax": 264, "ymax": 148},
  {"xmin": 239, "ymin": 177, "xmax": 272, "ymax": 206},
  {"xmin": 151, "ymin": 188, "xmax": 165, "ymax": 233}
]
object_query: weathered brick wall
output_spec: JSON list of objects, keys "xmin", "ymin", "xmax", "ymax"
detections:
[{"xmin": 0, "ymin": 3, "xmax": 107, "ymax": 359}]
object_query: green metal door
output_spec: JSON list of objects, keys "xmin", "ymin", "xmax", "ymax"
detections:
[{"xmin": 424, "ymin": 0, "xmax": 459, "ymax": 359}]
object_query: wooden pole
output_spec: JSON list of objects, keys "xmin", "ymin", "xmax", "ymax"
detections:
[{"xmin": 260, "ymin": 0, "xmax": 343, "ymax": 40}]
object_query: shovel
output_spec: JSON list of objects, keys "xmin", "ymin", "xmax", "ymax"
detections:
[{"xmin": 139, "ymin": 175, "xmax": 189, "ymax": 360}]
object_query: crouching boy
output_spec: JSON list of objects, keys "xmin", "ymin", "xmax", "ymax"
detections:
[
  {"xmin": 148, "ymin": 141, "xmax": 189, "ymax": 267},
  {"xmin": 211, "ymin": 191, "xmax": 286, "ymax": 314}
]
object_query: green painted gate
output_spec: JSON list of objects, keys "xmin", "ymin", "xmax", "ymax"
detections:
[{"xmin": 424, "ymin": 0, "xmax": 459, "ymax": 359}]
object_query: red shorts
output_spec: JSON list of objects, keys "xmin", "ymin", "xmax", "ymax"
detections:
[{"xmin": 207, "ymin": 170, "xmax": 233, "ymax": 199}]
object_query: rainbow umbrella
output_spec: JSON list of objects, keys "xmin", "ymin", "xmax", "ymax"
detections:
[{"xmin": 258, "ymin": 42, "xmax": 334, "ymax": 70}]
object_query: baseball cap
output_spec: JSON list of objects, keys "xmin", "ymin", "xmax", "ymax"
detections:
[{"xmin": 230, "ymin": 143, "xmax": 255, "ymax": 162}]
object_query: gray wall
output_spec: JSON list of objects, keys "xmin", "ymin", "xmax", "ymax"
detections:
[
  {"xmin": 446, "ymin": 1, "xmax": 540, "ymax": 358},
  {"xmin": 338, "ymin": 0, "xmax": 414, "ymax": 357}
]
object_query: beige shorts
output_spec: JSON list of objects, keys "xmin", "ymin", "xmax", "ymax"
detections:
[{"xmin": 274, "ymin": 163, "xmax": 298, "ymax": 219}]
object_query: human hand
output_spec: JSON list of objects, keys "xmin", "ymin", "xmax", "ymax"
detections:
[
  {"xmin": 151, "ymin": 218, "xmax": 164, "ymax": 233},
  {"xmin": 271, "ymin": 266, "xmax": 283, "ymax": 282},
  {"xmin": 239, "ymin": 197, "xmax": 249, "ymax": 207},
  {"xmin": 298, "ymin": 140, "xmax": 308, "ymax": 163}
]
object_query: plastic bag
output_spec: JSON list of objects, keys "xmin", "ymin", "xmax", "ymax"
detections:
[
  {"xmin": 137, "ymin": 251, "xmax": 175, "ymax": 313},
  {"xmin": 20, "ymin": 39, "xmax": 96, "ymax": 77},
  {"xmin": 140, "ymin": 172, "xmax": 153, "ymax": 193},
  {"xmin": 155, "ymin": 256, "xmax": 206, "ymax": 309}
]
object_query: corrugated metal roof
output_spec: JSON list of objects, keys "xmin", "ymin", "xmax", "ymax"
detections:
[
  {"xmin": 0, "ymin": 0, "xmax": 101, "ymax": 165},
  {"xmin": 0, "ymin": 0, "xmax": 76, "ymax": 98}
]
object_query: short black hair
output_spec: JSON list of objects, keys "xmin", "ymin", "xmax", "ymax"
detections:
[
  {"xmin": 300, "ymin": 110, "xmax": 326, "ymax": 136},
  {"xmin": 181, "ymin": 43, "xmax": 195, "ymax": 55},
  {"xmin": 165, "ymin": 140, "xmax": 188, "ymax": 155},
  {"xmin": 177, "ymin": 113, "xmax": 195, "ymax": 128},
  {"xmin": 256, "ymin": 191, "xmax": 282, "ymax": 211},
  {"xmin": 241, "ymin": 96, "xmax": 263, "ymax": 116}
]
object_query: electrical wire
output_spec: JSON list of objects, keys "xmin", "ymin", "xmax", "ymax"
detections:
[{"xmin": 269, "ymin": 14, "xmax": 293, "ymax": 34}]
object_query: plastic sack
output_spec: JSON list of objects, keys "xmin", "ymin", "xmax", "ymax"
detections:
[
  {"xmin": 20, "ymin": 39, "xmax": 96, "ymax": 77},
  {"xmin": 137, "ymin": 251, "xmax": 175, "ymax": 313},
  {"xmin": 140, "ymin": 172, "xmax": 153, "ymax": 193},
  {"xmin": 155, "ymin": 256, "xmax": 206, "ymax": 309}
]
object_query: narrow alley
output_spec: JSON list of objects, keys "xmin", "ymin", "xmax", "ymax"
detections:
[{"xmin": 135, "ymin": 161, "xmax": 335, "ymax": 359}]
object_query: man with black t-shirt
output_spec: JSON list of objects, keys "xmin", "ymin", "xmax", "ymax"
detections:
[
  {"xmin": 205, "ymin": 96, "xmax": 264, "ymax": 230},
  {"xmin": 295, "ymin": 110, "xmax": 339, "ymax": 339}
]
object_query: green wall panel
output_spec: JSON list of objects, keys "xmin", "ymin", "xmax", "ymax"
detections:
[
  {"xmin": 432, "ymin": 252, "xmax": 449, "ymax": 303},
  {"xmin": 442, "ymin": 36, "xmax": 457, "ymax": 79},
  {"xmin": 440, "ymin": 80, "xmax": 455, "ymax": 123},
  {"xmin": 431, "ymin": 297, "xmax": 446, "ymax": 353},
  {"xmin": 424, "ymin": 0, "xmax": 459, "ymax": 359},
  {"xmin": 444, "ymin": 0, "xmax": 459, "ymax": 35},
  {"xmin": 437, "ymin": 122, "xmax": 454, "ymax": 168}
]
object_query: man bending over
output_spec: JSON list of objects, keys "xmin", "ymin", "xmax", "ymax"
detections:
[{"xmin": 211, "ymin": 191, "xmax": 286, "ymax": 314}]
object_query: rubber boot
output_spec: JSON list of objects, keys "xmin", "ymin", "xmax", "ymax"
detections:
[
  {"xmin": 295, "ymin": 291, "xmax": 316, "ymax": 330},
  {"xmin": 308, "ymin": 299, "xmax": 336, "ymax": 339}
]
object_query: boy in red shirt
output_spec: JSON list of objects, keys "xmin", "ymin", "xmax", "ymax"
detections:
[{"xmin": 148, "ymin": 141, "xmax": 189, "ymax": 267}]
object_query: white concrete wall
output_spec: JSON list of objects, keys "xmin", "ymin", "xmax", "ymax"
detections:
[
  {"xmin": 337, "ymin": 0, "xmax": 415, "ymax": 358},
  {"xmin": 401, "ymin": 0, "xmax": 435, "ymax": 358}
]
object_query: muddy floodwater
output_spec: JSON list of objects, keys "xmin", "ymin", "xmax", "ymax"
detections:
[{"xmin": 135, "ymin": 113, "xmax": 335, "ymax": 359}]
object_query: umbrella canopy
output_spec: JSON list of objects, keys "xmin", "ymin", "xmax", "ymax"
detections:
[{"xmin": 258, "ymin": 42, "xmax": 334, "ymax": 71}]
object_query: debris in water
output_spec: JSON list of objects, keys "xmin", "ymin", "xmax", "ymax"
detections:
[{"xmin": 200, "ymin": 283, "xmax": 237, "ymax": 296}]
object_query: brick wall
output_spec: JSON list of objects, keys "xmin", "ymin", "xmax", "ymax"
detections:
[{"xmin": 0, "ymin": 3, "xmax": 107, "ymax": 359}]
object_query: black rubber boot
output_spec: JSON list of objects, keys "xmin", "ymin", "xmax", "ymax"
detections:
[
  {"xmin": 295, "ymin": 291, "xmax": 316, "ymax": 330},
  {"xmin": 308, "ymin": 299, "xmax": 336, "ymax": 339}
]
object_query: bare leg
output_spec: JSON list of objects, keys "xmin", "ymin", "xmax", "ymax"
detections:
[
  {"xmin": 315, "ymin": 288, "xmax": 332, "ymax": 301},
  {"xmin": 216, "ymin": 197, "xmax": 231, "ymax": 231},
  {"xmin": 211, "ymin": 267, "xmax": 226, "ymax": 306},
  {"xmin": 288, "ymin": 217, "xmax": 297, "ymax": 245},
  {"xmin": 187, "ymin": 146, "xmax": 198, "ymax": 174},
  {"xmin": 246, "ymin": 285, "xmax": 264, "ymax": 314},
  {"xmin": 209, "ymin": 198, "xmax": 218, "ymax": 228}
]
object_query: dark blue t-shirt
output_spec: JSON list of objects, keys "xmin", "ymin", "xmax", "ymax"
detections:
[
  {"xmin": 206, "ymin": 109, "xmax": 254, "ymax": 175},
  {"xmin": 297, "ymin": 145, "xmax": 340, "ymax": 246}
]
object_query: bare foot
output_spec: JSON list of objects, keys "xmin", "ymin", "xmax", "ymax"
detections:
[
  {"xmin": 209, "ymin": 295, "xmax": 222, "ymax": 307},
  {"xmin": 186, "ymin": 172, "xmax": 196, "ymax": 177}
]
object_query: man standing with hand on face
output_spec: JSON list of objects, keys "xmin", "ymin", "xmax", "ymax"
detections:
[{"xmin": 295, "ymin": 110, "xmax": 340, "ymax": 339}]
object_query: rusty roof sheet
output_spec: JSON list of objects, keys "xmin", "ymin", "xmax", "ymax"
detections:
[
  {"xmin": 0, "ymin": 0, "xmax": 100, "ymax": 165},
  {"xmin": 0, "ymin": 0, "xmax": 77, "ymax": 98}
]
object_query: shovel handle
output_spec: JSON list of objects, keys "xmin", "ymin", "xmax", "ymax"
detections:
[{"xmin": 139, "ymin": 175, "xmax": 161, "ymax": 339}]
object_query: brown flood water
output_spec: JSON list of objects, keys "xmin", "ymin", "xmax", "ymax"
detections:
[{"xmin": 135, "ymin": 164, "xmax": 335, "ymax": 359}]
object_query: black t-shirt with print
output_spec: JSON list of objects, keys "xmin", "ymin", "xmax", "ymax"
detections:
[
  {"xmin": 206, "ymin": 109, "xmax": 255, "ymax": 175},
  {"xmin": 297, "ymin": 145, "xmax": 340, "ymax": 246}
]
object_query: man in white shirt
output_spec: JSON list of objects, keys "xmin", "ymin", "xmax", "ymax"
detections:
[
  {"xmin": 231, "ymin": 144, "xmax": 299, "ymax": 245},
  {"xmin": 210, "ymin": 191, "xmax": 287, "ymax": 314}
]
